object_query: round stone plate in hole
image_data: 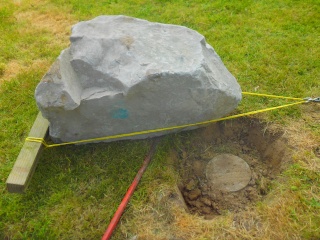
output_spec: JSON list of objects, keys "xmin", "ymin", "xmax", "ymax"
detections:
[{"xmin": 206, "ymin": 154, "xmax": 252, "ymax": 192}]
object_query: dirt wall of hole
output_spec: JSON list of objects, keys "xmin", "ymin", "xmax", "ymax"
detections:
[{"xmin": 173, "ymin": 117, "xmax": 292, "ymax": 219}]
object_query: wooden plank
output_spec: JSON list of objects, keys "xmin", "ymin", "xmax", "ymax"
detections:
[{"xmin": 6, "ymin": 112, "xmax": 49, "ymax": 193}]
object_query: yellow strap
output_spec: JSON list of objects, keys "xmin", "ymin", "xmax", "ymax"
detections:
[
  {"xmin": 26, "ymin": 137, "xmax": 50, "ymax": 147},
  {"xmin": 242, "ymin": 92, "xmax": 304, "ymax": 101},
  {"xmin": 25, "ymin": 96, "xmax": 306, "ymax": 148}
]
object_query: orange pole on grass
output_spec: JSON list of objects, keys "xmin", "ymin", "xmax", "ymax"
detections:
[{"xmin": 101, "ymin": 139, "xmax": 159, "ymax": 240}]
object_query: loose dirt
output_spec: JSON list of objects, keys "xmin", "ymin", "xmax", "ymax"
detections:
[{"xmin": 173, "ymin": 117, "xmax": 292, "ymax": 219}]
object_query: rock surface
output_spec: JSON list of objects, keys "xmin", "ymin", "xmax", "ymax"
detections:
[{"xmin": 35, "ymin": 15, "xmax": 242, "ymax": 143}]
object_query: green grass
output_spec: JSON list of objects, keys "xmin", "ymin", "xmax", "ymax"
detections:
[{"xmin": 0, "ymin": 0, "xmax": 319, "ymax": 239}]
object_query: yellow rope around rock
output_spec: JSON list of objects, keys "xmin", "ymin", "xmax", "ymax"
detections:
[
  {"xmin": 25, "ymin": 92, "xmax": 307, "ymax": 148},
  {"xmin": 241, "ymin": 92, "xmax": 304, "ymax": 101}
]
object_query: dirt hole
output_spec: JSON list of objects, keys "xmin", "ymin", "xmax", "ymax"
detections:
[{"xmin": 174, "ymin": 117, "xmax": 292, "ymax": 219}]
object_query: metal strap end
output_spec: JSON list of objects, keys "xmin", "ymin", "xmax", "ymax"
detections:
[{"xmin": 304, "ymin": 97, "xmax": 320, "ymax": 103}]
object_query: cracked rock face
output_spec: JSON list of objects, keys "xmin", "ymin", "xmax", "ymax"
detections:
[{"xmin": 35, "ymin": 15, "xmax": 242, "ymax": 143}]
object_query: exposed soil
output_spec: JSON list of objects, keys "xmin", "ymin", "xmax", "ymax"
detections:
[{"xmin": 174, "ymin": 117, "xmax": 292, "ymax": 219}]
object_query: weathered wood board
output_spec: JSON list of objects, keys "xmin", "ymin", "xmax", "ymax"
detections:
[{"xmin": 6, "ymin": 112, "xmax": 49, "ymax": 193}]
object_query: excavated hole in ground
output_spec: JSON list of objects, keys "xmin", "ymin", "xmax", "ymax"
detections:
[{"xmin": 172, "ymin": 117, "xmax": 292, "ymax": 220}]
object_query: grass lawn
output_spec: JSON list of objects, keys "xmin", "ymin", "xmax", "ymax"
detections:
[{"xmin": 0, "ymin": 0, "xmax": 319, "ymax": 239}]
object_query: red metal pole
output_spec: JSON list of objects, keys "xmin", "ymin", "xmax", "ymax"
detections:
[{"xmin": 101, "ymin": 139, "xmax": 159, "ymax": 240}]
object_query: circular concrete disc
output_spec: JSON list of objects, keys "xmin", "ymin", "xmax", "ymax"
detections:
[{"xmin": 206, "ymin": 154, "xmax": 252, "ymax": 192}]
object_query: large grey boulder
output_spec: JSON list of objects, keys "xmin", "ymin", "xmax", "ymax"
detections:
[{"xmin": 35, "ymin": 15, "xmax": 242, "ymax": 143}]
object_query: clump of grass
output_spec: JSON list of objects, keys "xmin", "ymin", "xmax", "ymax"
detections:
[{"xmin": 0, "ymin": 0, "xmax": 319, "ymax": 239}]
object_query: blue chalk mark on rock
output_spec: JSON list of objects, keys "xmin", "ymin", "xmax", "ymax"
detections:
[{"xmin": 112, "ymin": 108, "xmax": 129, "ymax": 119}]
